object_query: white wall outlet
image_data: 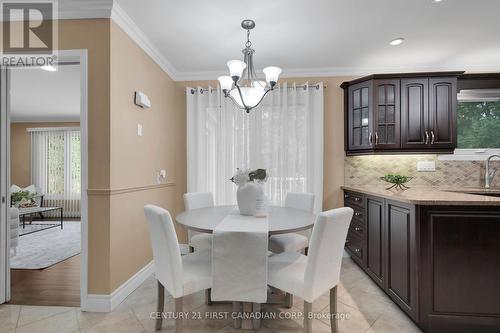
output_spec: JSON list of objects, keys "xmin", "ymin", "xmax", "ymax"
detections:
[
  {"xmin": 137, "ymin": 124, "xmax": 143, "ymax": 137},
  {"xmin": 417, "ymin": 161, "xmax": 436, "ymax": 172}
]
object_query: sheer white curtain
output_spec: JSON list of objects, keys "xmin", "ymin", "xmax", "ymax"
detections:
[
  {"xmin": 30, "ymin": 127, "xmax": 81, "ymax": 218},
  {"xmin": 187, "ymin": 82, "xmax": 324, "ymax": 212}
]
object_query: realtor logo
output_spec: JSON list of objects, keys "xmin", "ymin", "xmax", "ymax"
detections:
[
  {"xmin": 1, "ymin": 0, "xmax": 57, "ymax": 54},
  {"xmin": 0, "ymin": 0, "xmax": 58, "ymax": 67}
]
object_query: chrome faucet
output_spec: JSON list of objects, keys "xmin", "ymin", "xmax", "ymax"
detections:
[{"xmin": 485, "ymin": 154, "xmax": 500, "ymax": 188}]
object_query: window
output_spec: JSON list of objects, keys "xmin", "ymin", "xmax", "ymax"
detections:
[
  {"xmin": 30, "ymin": 127, "xmax": 81, "ymax": 217},
  {"xmin": 442, "ymin": 89, "xmax": 500, "ymax": 160},
  {"xmin": 457, "ymin": 100, "xmax": 500, "ymax": 149}
]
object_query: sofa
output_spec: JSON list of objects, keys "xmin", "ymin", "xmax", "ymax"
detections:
[{"xmin": 10, "ymin": 207, "xmax": 19, "ymax": 256}]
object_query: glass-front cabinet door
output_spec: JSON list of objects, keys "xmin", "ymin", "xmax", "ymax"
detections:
[
  {"xmin": 348, "ymin": 81, "xmax": 373, "ymax": 151},
  {"xmin": 373, "ymin": 80, "xmax": 401, "ymax": 149}
]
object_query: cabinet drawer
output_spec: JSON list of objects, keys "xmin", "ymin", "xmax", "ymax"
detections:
[
  {"xmin": 346, "ymin": 232, "xmax": 363, "ymax": 260},
  {"xmin": 344, "ymin": 191, "xmax": 364, "ymax": 208},
  {"xmin": 349, "ymin": 219, "xmax": 365, "ymax": 238},
  {"xmin": 347, "ymin": 205, "xmax": 364, "ymax": 222}
]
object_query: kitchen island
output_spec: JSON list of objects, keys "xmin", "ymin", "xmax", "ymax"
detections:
[{"xmin": 342, "ymin": 185, "xmax": 500, "ymax": 333}]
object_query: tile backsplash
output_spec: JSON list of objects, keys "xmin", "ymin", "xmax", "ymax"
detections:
[{"xmin": 345, "ymin": 155, "xmax": 500, "ymax": 188}]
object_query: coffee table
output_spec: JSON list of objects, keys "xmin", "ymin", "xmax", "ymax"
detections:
[{"xmin": 18, "ymin": 206, "xmax": 63, "ymax": 236}]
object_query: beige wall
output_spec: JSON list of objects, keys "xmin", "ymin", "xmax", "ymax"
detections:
[
  {"xmin": 58, "ymin": 19, "xmax": 112, "ymax": 294},
  {"xmin": 10, "ymin": 122, "xmax": 80, "ymax": 187},
  {"xmin": 174, "ymin": 77, "xmax": 354, "ymax": 213},
  {"xmin": 108, "ymin": 22, "xmax": 179, "ymax": 291}
]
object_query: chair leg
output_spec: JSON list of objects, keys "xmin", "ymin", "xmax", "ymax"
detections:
[
  {"xmin": 155, "ymin": 280, "xmax": 165, "ymax": 331},
  {"xmin": 304, "ymin": 247, "xmax": 309, "ymax": 256},
  {"xmin": 232, "ymin": 301, "xmax": 242, "ymax": 329},
  {"xmin": 189, "ymin": 246, "xmax": 194, "ymax": 253},
  {"xmin": 330, "ymin": 286, "xmax": 338, "ymax": 333},
  {"xmin": 285, "ymin": 292, "xmax": 293, "ymax": 308},
  {"xmin": 205, "ymin": 288, "xmax": 212, "ymax": 305},
  {"xmin": 304, "ymin": 301, "xmax": 313, "ymax": 333},
  {"xmin": 175, "ymin": 297, "xmax": 183, "ymax": 333}
]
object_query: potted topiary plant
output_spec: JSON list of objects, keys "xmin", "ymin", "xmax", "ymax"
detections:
[{"xmin": 380, "ymin": 174, "xmax": 413, "ymax": 190}]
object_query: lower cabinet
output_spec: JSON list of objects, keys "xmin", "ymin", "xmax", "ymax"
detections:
[
  {"xmin": 385, "ymin": 201, "xmax": 417, "ymax": 319},
  {"xmin": 345, "ymin": 192, "xmax": 417, "ymax": 321},
  {"xmin": 366, "ymin": 196, "xmax": 384, "ymax": 286}
]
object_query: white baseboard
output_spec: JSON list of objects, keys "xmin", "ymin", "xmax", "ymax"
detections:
[{"xmin": 83, "ymin": 260, "xmax": 155, "ymax": 312}]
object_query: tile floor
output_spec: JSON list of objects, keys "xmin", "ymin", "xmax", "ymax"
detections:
[{"xmin": 0, "ymin": 258, "xmax": 423, "ymax": 333}]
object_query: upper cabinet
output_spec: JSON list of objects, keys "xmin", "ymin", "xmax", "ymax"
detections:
[{"xmin": 342, "ymin": 72, "xmax": 462, "ymax": 155}]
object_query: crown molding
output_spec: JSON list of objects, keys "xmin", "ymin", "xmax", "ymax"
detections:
[
  {"xmin": 110, "ymin": 1, "xmax": 178, "ymax": 80},
  {"xmin": 175, "ymin": 64, "xmax": 500, "ymax": 82}
]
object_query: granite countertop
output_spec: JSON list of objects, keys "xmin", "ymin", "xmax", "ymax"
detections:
[{"xmin": 342, "ymin": 185, "xmax": 500, "ymax": 206}]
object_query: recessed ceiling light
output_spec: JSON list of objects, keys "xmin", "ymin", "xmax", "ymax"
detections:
[
  {"xmin": 434, "ymin": 0, "xmax": 443, "ymax": 2},
  {"xmin": 389, "ymin": 38, "xmax": 405, "ymax": 46}
]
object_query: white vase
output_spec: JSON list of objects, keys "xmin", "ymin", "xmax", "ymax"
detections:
[{"xmin": 237, "ymin": 182, "xmax": 264, "ymax": 216}]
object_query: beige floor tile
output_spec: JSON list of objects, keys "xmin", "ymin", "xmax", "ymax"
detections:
[
  {"xmin": 77, "ymin": 302, "xmax": 131, "ymax": 330},
  {"xmin": 367, "ymin": 303, "xmax": 423, "ymax": 333},
  {"xmin": 318, "ymin": 300, "xmax": 372, "ymax": 333},
  {"xmin": 338, "ymin": 288, "xmax": 388, "ymax": 324},
  {"xmin": 17, "ymin": 305, "xmax": 74, "ymax": 327},
  {"xmin": 80, "ymin": 307, "xmax": 144, "ymax": 333},
  {"xmin": 16, "ymin": 309, "xmax": 79, "ymax": 333},
  {"xmin": 0, "ymin": 304, "xmax": 20, "ymax": 332}
]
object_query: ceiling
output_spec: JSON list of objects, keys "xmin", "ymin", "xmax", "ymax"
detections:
[
  {"xmin": 114, "ymin": 0, "xmax": 500, "ymax": 80},
  {"xmin": 10, "ymin": 65, "xmax": 80, "ymax": 122}
]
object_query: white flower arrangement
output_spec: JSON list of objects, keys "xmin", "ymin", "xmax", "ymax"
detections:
[{"xmin": 230, "ymin": 168, "xmax": 268, "ymax": 186}]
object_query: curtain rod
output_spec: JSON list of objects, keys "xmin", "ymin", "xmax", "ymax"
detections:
[
  {"xmin": 27, "ymin": 127, "xmax": 80, "ymax": 132},
  {"xmin": 187, "ymin": 83, "xmax": 327, "ymax": 94}
]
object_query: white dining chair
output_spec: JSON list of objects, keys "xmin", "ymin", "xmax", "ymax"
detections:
[
  {"xmin": 267, "ymin": 207, "xmax": 354, "ymax": 333},
  {"xmin": 183, "ymin": 192, "xmax": 214, "ymax": 252},
  {"xmin": 268, "ymin": 192, "xmax": 315, "ymax": 254},
  {"xmin": 144, "ymin": 205, "xmax": 212, "ymax": 332}
]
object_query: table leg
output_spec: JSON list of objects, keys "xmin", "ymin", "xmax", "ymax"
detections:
[
  {"xmin": 241, "ymin": 302, "xmax": 253, "ymax": 330},
  {"xmin": 252, "ymin": 303, "xmax": 261, "ymax": 330}
]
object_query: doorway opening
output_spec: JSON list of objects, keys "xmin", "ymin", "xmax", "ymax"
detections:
[{"xmin": 2, "ymin": 51, "xmax": 88, "ymax": 307}]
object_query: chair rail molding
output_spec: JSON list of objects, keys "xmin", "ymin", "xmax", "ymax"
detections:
[{"xmin": 87, "ymin": 182, "xmax": 176, "ymax": 196}]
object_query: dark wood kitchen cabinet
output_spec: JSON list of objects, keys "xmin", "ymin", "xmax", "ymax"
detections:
[
  {"xmin": 342, "ymin": 72, "xmax": 462, "ymax": 155},
  {"xmin": 344, "ymin": 191, "xmax": 417, "ymax": 320},
  {"xmin": 365, "ymin": 195, "xmax": 384, "ymax": 287},
  {"xmin": 344, "ymin": 188, "xmax": 500, "ymax": 332},
  {"xmin": 401, "ymin": 77, "xmax": 457, "ymax": 150}
]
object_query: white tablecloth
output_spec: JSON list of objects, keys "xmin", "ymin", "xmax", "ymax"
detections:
[{"xmin": 211, "ymin": 210, "xmax": 269, "ymax": 303}]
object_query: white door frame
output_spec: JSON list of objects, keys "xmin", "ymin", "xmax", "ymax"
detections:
[
  {"xmin": 0, "ymin": 67, "xmax": 9, "ymax": 304},
  {"xmin": 0, "ymin": 49, "xmax": 89, "ymax": 307}
]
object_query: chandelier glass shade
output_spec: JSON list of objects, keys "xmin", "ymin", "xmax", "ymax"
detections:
[{"xmin": 218, "ymin": 19, "xmax": 282, "ymax": 113}]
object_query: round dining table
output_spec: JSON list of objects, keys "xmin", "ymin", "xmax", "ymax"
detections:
[{"xmin": 176, "ymin": 205, "xmax": 316, "ymax": 235}]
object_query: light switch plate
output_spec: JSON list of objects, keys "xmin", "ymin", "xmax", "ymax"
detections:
[
  {"xmin": 417, "ymin": 161, "xmax": 436, "ymax": 172},
  {"xmin": 137, "ymin": 124, "xmax": 143, "ymax": 137}
]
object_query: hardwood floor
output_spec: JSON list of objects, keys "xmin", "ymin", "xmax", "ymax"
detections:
[{"xmin": 9, "ymin": 254, "xmax": 80, "ymax": 307}]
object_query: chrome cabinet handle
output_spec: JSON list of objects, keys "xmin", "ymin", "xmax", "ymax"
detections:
[
  {"xmin": 375, "ymin": 132, "xmax": 379, "ymax": 145},
  {"xmin": 354, "ymin": 248, "xmax": 361, "ymax": 253},
  {"xmin": 354, "ymin": 212, "xmax": 362, "ymax": 216},
  {"xmin": 354, "ymin": 197, "xmax": 361, "ymax": 202},
  {"xmin": 369, "ymin": 133, "xmax": 373, "ymax": 145},
  {"xmin": 355, "ymin": 227, "xmax": 362, "ymax": 232},
  {"xmin": 431, "ymin": 130, "xmax": 435, "ymax": 144},
  {"xmin": 425, "ymin": 130, "xmax": 430, "ymax": 145}
]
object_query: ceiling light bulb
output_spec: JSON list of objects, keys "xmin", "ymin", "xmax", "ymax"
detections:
[
  {"xmin": 263, "ymin": 66, "xmax": 282, "ymax": 87},
  {"xmin": 389, "ymin": 38, "xmax": 405, "ymax": 46},
  {"xmin": 41, "ymin": 65, "xmax": 57, "ymax": 71}
]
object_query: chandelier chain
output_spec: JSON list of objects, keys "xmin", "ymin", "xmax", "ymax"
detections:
[{"xmin": 245, "ymin": 29, "xmax": 252, "ymax": 48}]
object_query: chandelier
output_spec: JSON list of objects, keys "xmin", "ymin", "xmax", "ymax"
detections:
[{"xmin": 218, "ymin": 19, "xmax": 282, "ymax": 113}]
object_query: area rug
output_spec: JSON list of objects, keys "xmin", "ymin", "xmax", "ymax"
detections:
[{"xmin": 11, "ymin": 221, "xmax": 81, "ymax": 270}]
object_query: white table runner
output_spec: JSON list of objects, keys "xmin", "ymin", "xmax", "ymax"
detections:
[{"xmin": 212, "ymin": 211, "xmax": 269, "ymax": 303}]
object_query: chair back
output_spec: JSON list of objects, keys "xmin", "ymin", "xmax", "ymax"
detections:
[
  {"xmin": 184, "ymin": 192, "xmax": 214, "ymax": 242},
  {"xmin": 144, "ymin": 205, "xmax": 183, "ymax": 298},
  {"xmin": 303, "ymin": 207, "xmax": 353, "ymax": 302},
  {"xmin": 285, "ymin": 192, "xmax": 315, "ymax": 212},
  {"xmin": 183, "ymin": 192, "xmax": 214, "ymax": 211}
]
